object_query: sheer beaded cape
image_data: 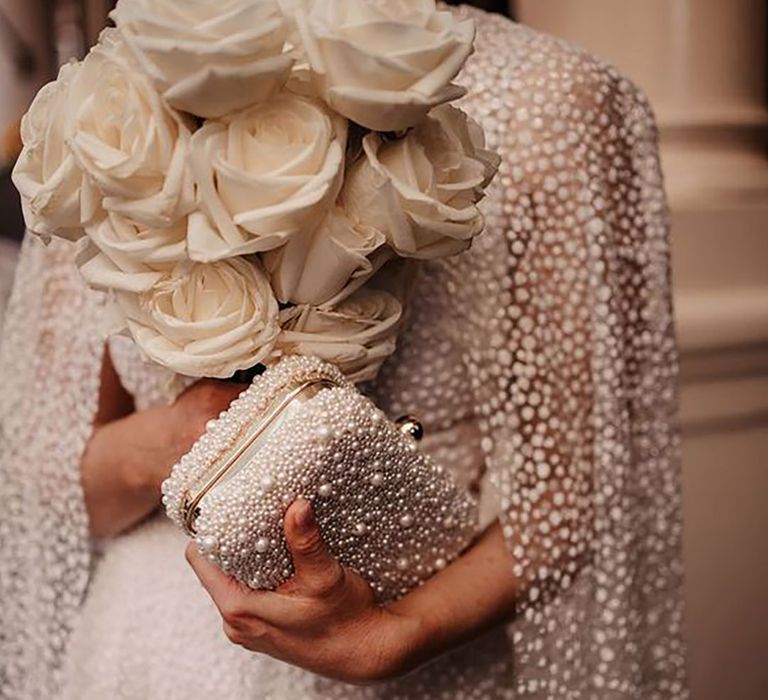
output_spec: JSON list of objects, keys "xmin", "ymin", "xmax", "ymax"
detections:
[{"xmin": 0, "ymin": 8, "xmax": 688, "ymax": 700}]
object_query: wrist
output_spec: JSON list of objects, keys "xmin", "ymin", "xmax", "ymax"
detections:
[
  {"xmin": 370, "ymin": 606, "xmax": 434, "ymax": 682},
  {"xmin": 119, "ymin": 405, "xmax": 183, "ymax": 495},
  {"xmin": 116, "ymin": 428, "xmax": 165, "ymax": 497}
]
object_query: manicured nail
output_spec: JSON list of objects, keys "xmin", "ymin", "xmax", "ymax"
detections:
[{"xmin": 295, "ymin": 499, "xmax": 315, "ymax": 532}]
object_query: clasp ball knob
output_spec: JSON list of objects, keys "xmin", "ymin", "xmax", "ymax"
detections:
[{"xmin": 395, "ymin": 415, "xmax": 424, "ymax": 442}]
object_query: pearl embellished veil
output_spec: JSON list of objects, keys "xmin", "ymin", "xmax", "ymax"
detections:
[{"xmin": 0, "ymin": 8, "xmax": 687, "ymax": 699}]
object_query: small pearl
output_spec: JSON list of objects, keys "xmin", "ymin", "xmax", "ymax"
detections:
[
  {"xmin": 399, "ymin": 514, "xmax": 414, "ymax": 529},
  {"xmin": 199, "ymin": 535, "xmax": 218, "ymax": 552},
  {"xmin": 255, "ymin": 538, "xmax": 270, "ymax": 553},
  {"xmin": 318, "ymin": 483, "xmax": 333, "ymax": 498}
]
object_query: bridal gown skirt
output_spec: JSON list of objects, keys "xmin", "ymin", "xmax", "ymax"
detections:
[{"xmin": 60, "ymin": 514, "xmax": 270, "ymax": 700}]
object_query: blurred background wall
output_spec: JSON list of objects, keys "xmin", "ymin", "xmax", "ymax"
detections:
[{"xmin": 0, "ymin": 2, "xmax": 766, "ymax": 698}]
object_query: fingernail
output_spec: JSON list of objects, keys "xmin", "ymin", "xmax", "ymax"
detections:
[{"xmin": 295, "ymin": 499, "xmax": 315, "ymax": 532}]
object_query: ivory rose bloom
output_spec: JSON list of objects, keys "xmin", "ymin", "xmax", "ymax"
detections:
[
  {"xmin": 189, "ymin": 92, "xmax": 347, "ymax": 262},
  {"xmin": 116, "ymin": 258, "xmax": 280, "ymax": 378},
  {"xmin": 67, "ymin": 30, "xmax": 194, "ymax": 229},
  {"xmin": 342, "ymin": 104, "xmax": 500, "ymax": 259},
  {"xmin": 263, "ymin": 208, "xmax": 386, "ymax": 305},
  {"xmin": 292, "ymin": 0, "xmax": 475, "ymax": 131},
  {"xmin": 274, "ymin": 288, "xmax": 403, "ymax": 383},
  {"xmin": 111, "ymin": 0, "xmax": 293, "ymax": 119},
  {"xmin": 77, "ymin": 213, "xmax": 188, "ymax": 294},
  {"xmin": 12, "ymin": 62, "xmax": 85, "ymax": 240}
]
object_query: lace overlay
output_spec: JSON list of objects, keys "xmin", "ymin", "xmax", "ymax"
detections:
[
  {"xmin": 0, "ymin": 236, "xmax": 105, "ymax": 698},
  {"xmin": 0, "ymin": 9, "xmax": 687, "ymax": 699}
]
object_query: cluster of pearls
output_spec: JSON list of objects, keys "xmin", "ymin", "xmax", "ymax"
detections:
[{"xmin": 162, "ymin": 355, "xmax": 478, "ymax": 602}]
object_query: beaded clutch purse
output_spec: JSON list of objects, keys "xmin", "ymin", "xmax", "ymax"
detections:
[{"xmin": 162, "ymin": 356, "xmax": 479, "ymax": 602}]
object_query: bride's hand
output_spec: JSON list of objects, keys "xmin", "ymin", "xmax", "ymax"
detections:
[
  {"xmin": 83, "ymin": 368, "xmax": 247, "ymax": 538},
  {"xmin": 172, "ymin": 380, "xmax": 249, "ymax": 461},
  {"xmin": 186, "ymin": 499, "xmax": 423, "ymax": 684},
  {"xmin": 188, "ymin": 499, "xmax": 519, "ymax": 683}
]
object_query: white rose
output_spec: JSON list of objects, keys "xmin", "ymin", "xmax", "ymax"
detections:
[
  {"xmin": 12, "ymin": 62, "xmax": 85, "ymax": 240},
  {"xmin": 342, "ymin": 104, "xmax": 500, "ymax": 259},
  {"xmin": 274, "ymin": 287, "xmax": 403, "ymax": 383},
  {"xmin": 67, "ymin": 29, "xmax": 194, "ymax": 229},
  {"xmin": 77, "ymin": 213, "xmax": 188, "ymax": 293},
  {"xmin": 292, "ymin": 0, "xmax": 475, "ymax": 131},
  {"xmin": 111, "ymin": 0, "xmax": 293, "ymax": 118},
  {"xmin": 189, "ymin": 92, "xmax": 347, "ymax": 262},
  {"xmin": 116, "ymin": 258, "xmax": 280, "ymax": 378},
  {"xmin": 263, "ymin": 208, "xmax": 386, "ymax": 305}
]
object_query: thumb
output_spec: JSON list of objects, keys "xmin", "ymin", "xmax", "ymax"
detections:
[{"xmin": 284, "ymin": 499, "xmax": 342, "ymax": 594}]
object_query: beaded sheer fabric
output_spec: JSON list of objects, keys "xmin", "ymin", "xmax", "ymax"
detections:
[{"xmin": 0, "ymin": 8, "xmax": 688, "ymax": 699}]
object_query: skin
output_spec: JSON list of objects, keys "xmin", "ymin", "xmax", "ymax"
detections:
[
  {"xmin": 81, "ymin": 351, "xmax": 247, "ymax": 538},
  {"xmin": 82, "ymin": 352, "xmax": 520, "ymax": 683},
  {"xmin": 187, "ymin": 502, "xmax": 518, "ymax": 684}
]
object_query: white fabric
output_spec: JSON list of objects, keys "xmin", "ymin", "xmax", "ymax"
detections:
[{"xmin": 0, "ymin": 10, "xmax": 688, "ymax": 699}]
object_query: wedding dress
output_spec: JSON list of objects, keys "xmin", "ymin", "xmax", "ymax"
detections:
[{"xmin": 0, "ymin": 8, "xmax": 688, "ymax": 699}]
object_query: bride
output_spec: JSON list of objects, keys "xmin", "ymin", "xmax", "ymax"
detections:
[{"xmin": 0, "ymin": 2, "xmax": 688, "ymax": 698}]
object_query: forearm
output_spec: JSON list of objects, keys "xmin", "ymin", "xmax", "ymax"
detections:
[
  {"xmin": 388, "ymin": 521, "xmax": 518, "ymax": 673},
  {"xmin": 81, "ymin": 358, "xmax": 245, "ymax": 539},
  {"xmin": 81, "ymin": 405, "xmax": 178, "ymax": 538}
]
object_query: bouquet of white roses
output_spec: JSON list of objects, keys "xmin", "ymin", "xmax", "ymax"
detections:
[{"xmin": 13, "ymin": 0, "xmax": 499, "ymax": 382}]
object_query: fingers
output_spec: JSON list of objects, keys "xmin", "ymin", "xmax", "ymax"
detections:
[
  {"xmin": 186, "ymin": 543, "xmax": 310, "ymax": 629},
  {"xmin": 187, "ymin": 500, "xmax": 346, "ymax": 646},
  {"xmin": 197, "ymin": 380, "xmax": 249, "ymax": 414},
  {"xmin": 174, "ymin": 381, "xmax": 249, "ymax": 453},
  {"xmin": 186, "ymin": 542, "xmax": 248, "ymax": 609},
  {"xmin": 284, "ymin": 499, "xmax": 344, "ymax": 596},
  {"xmin": 181, "ymin": 378, "xmax": 248, "ymax": 400}
]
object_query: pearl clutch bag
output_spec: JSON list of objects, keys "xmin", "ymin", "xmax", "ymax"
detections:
[{"xmin": 162, "ymin": 356, "xmax": 479, "ymax": 602}]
